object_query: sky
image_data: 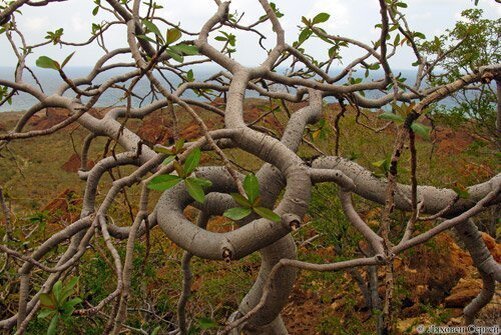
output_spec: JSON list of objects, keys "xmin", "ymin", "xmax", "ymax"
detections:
[{"xmin": 0, "ymin": 0, "xmax": 500, "ymax": 70}]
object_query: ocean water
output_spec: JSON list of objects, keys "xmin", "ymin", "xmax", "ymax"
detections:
[
  {"xmin": 0, "ymin": 66, "xmax": 450, "ymax": 112},
  {"xmin": 0, "ymin": 66, "xmax": 217, "ymax": 112}
]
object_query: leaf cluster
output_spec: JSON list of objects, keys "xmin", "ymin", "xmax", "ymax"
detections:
[
  {"xmin": 378, "ymin": 102, "xmax": 431, "ymax": 140},
  {"xmin": 148, "ymin": 144, "xmax": 212, "ymax": 204},
  {"xmin": 223, "ymin": 173, "xmax": 281, "ymax": 223},
  {"xmin": 35, "ymin": 52, "xmax": 75, "ymax": 71},
  {"xmin": 137, "ymin": 20, "xmax": 199, "ymax": 63},
  {"xmin": 37, "ymin": 277, "xmax": 82, "ymax": 335}
]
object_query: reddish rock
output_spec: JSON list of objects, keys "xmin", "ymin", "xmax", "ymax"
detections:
[
  {"xmin": 179, "ymin": 123, "xmax": 202, "ymax": 140},
  {"xmin": 283, "ymin": 286, "xmax": 328, "ymax": 335},
  {"xmin": 243, "ymin": 106, "xmax": 283, "ymax": 132},
  {"xmin": 46, "ymin": 108, "xmax": 70, "ymax": 118},
  {"xmin": 449, "ymin": 308, "xmax": 465, "ymax": 318},
  {"xmin": 41, "ymin": 189, "xmax": 81, "ymax": 227},
  {"xmin": 210, "ymin": 97, "xmax": 225, "ymax": 107},
  {"xmin": 263, "ymin": 113, "xmax": 283, "ymax": 132},
  {"xmin": 397, "ymin": 317, "xmax": 422, "ymax": 334},
  {"xmin": 206, "ymin": 215, "xmax": 234, "ymax": 233},
  {"xmin": 481, "ymin": 232, "xmax": 501, "ymax": 263},
  {"xmin": 27, "ymin": 114, "xmax": 41, "ymax": 125},
  {"xmin": 27, "ymin": 107, "xmax": 107, "ymax": 130},
  {"xmin": 444, "ymin": 278, "xmax": 482, "ymax": 308},
  {"xmin": 0, "ymin": 122, "xmax": 5, "ymax": 131},
  {"xmin": 87, "ymin": 107, "xmax": 107, "ymax": 119},
  {"xmin": 29, "ymin": 108, "xmax": 69, "ymax": 130},
  {"xmin": 61, "ymin": 153, "xmax": 95, "ymax": 173},
  {"xmin": 398, "ymin": 234, "xmax": 472, "ymax": 317},
  {"xmin": 137, "ymin": 118, "xmax": 173, "ymax": 145},
  {"xmin": 434, "ymin": 127, "xmax": 474, "ymax": 155},
  {"xmin": 179, "ymin": 120, "xmax": 217, "ymax": 140},
  {"xmin": 243, "ymin": 107, "xmax": 260, "ymax": 123}
]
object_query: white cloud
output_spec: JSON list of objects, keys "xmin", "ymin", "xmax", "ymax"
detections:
[
  {"xmin": 0, "ymin": 0, "xmax": 498, "ymax": 69},
  {"xmin": 484, "ymin": 1, "xmax": 501, "ymax": 15},
  {"xmin": 307, "ymin": 0, "xmax": 351, "ymax": 30},
  {"xmin": 410, "ymin": 11, "xmax": 432, "ymax": 20},
  {"xmin": 71, "ymin": 16, "xmax": 87, "ymax": 33},
  {"xmin": 24, "ymin": 17, "xmax": 49, "ymax": 30},
  {"xmin": 158, "ymin": 0, "xmax": 215, "ymax": 31}
]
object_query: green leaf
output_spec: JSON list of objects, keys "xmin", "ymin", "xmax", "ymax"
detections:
[
  {"xmin": 313, "ymin": 28, "xmax": 335, "ymax": 45},
  {"xmin": 230, "ymin": 193, "xmax": 252, "ymax": 208},
  {"xmin": 226, "ymin": 33, "xmax": 236, "ymax": 46},
  {"xmin": 188, "ymin": 177, "xmax": 212, "ymax": 188},
  {"xmin": 372, "ymin": 158, "xmax": 389, "ymax": 169},
  {"xmin": 269, "ymin": 2, "xmax": 284, "ymax": 18},
  {"xmin": 37, "ymin": 309, "xmax": 55, "ymax": 320},
  {"xmin": 185, "ymin": 178, "xmax": 205, "ymax": 203},
  {"xmin": 259, "ymin": 2, "xmax": 283, "ymax": 20},
  {"xmin": 372, "ymin": 157, "xmax": 391, "ymax": 177},
  {"xmin": 52, "ymin": 280, "xmax": 62, "ymax": 304},
  {"xmin": 147, "ymin": 175, "xmax": 182, "ymax": 191},
  {"xmin": 378, "ymin": 112, "xmax": 404, "ymax": 122},
  {"xmin": 328, "ymin": 45, "xmax": 339, "ymax": 58},
  {"xmin": 60, "ymin": 304, "xmax": 75, "ymax": 318},
  {"xmin": 396, "ymin": 2, "xmax": 408, "ymax": 8},
  {"xmin": 173, "ymin": 161, "xmax": 185, "ymax": 178},
  {"xmin": 154, "ymin": 146, "xmax": 174, "ymax": 155},
  {"xmin": 91, "ymin": 23, "xmax": 101, "ymax": 34},
  {"xmin": 298, "ymin": 28, "xmax": 312, "ymax": 44},
  {"xmin": 136, "ymin": 34, "xmax": 157, "ymax": 44},
  {"xmin": 243, "ymin": 173, "xmax": 260, "ymax": 204},
  {"xmin": 143, "ymin": 19, "xmax": 163, "ymax": 41},
  {"xmin": 65, "ymin": 297, "xmax": 82, "ymax": 308},
  {"xmin": 452, "ymin": 182, "xmax": 470, "ymax": 199},
  {"xmin": 198, "ymin": 317, "xmax": 218, "ymax": 330},
  {"xmin": 47, "ymin": 314, "xmax": 59, "ymax": 335},
  {"xmin": 151, "ymin": 326, "xmax": 161, "ymax": 335},
  {"xmin": 64, "ymin": 277, "xmax": 78, "ymax": 292},
  {"xmin": 393, "ymin": 34, "xmax": 400, "ymax": 45},
  {"xmin": 389, "ymin": 24, "xmax": 399, "ymax": 32},
  {"xmin": 60, "ymin": 297, "xmax": 81, "ymax": 317},
  {"xmin": 186, "ymin": 69, "xmax": 194, "ymax": 82},
  {"xmin": 171, "ymin": 44, "xmax": 199, "ymax": 55},
  {"xmin": 45, "ymin": 28, "xmax": 64, "ymax": 45},
  {"xmin": 166, "ymin": 48, "xmax": 184, "ymax": 62},
  {"xmin": 162, "ymin": 156, "xmax": 176, "ymax": 166},
  {"xmin": 39, "ymin": 293, "xmax": 55, "ymax": 308},
  {"xmin": 36, "ymin": 56, "xmax": 60, "ymax": 70},
  {"xmin": 410, "ymin": 122, "xmax": 431, "ymax": 140},
  {"xmin": 223, "ymin": 207, "xmax": 252, "ymax": 221},
  {"xmin": 60, "ymin": 277, "xmax": 78, "ymax": 302},
  {"xmin": 61, "ymin": 51, "xmax": 75, "ymax": 68},
  {"xmin": 166, "ymin": 28, "xmax": 182, "ymax": 44},
  {"xmin": 183, "ymin": 147, "xmax": 201, "ymax": 175},
  {"xmin": 254, "ymin": 207, "xmax": 281, "ymax": 222},
  {"xmin": 413, "ymin": 31, "xmax": 426, "ymax": 39},
  {"xmin": 312, "ymin": 13, "xmax": 330, "ymax": 25},
  {"xmin": 92, "ymin": 6, "xmax": 99, "ymax": 16},
  {"xmin": 175, "ymin": 139, "xmax": 185, "ymax": 153}
]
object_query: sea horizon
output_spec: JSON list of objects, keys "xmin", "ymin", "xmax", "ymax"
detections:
[{"xmin": 0, "ymin": 66, "xmax": 446, "ymax": 112}]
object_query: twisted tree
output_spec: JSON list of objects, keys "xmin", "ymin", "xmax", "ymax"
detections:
[{"xmin": 0, "ymin": 0, "xmax": 499, "ymax": 334}]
